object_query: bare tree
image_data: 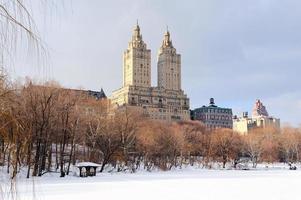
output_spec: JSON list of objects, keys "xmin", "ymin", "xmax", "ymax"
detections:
[
  {"xmin": 211, "ymin": 128, "xmax": 243, "ymax": 168},
  {"xmin": 178, "ymin": 121, "xmax": 208, "ymax": 166},
  {"xmin": 137, "ymin": 120, "xmax": 184, "ymax": 171},
  {"xmin": 243, "ymin": 129, "xmax": 265, "ymax": 168},
  {"xmin": 279, "ymin": 127, "xmax": 301, "ymax": 163},
  {"xmin": 260, "ymin": 127, "xmax": 280, "ymax": 163},
  {"xmin": 113, "ymin": 107, "xmax": 142, "ymax": 171}
]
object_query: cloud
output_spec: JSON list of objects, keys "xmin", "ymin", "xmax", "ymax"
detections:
[
  {"xmin": 10, "ymin": 0, "xmax": 301, "ymax": 126},
  {"xmin": 265, "ymin": 92, "xmax": 301, "ymax": 126}
]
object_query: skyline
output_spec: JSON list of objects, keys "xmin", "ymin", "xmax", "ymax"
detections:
[{"xmin": 10, "ymin": 0, "xmax": 301, "ymax": 126}]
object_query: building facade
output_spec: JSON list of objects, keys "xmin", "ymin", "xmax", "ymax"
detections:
[
  {"xmin": 85, "ymin": 88, "xmax": 107, "ymax": 100},
  {"xmin": 233, "ymin": 99, "xmax": 280, "ymax": 134},
  {"xmin": 157, "ymin": 30, "xmax": 181, "ymax": 91},
  {"xmin": 191, "ymin": 98, "xmax": 233, "ymax": 129},
  {"xmin": 110, "ymin": 23, "xmax": 190, "ymax": 121},
  {"xmin": 123, "ymin": 24, "xmax": 151, "ymax": 88}
]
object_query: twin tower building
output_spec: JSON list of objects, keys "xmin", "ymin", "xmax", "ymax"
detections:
[{"xmin": 111, "ymin": 23, "xmax": 190, "ymax": 121}]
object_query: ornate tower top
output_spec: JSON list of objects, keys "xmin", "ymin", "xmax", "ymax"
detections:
[
  {"xmin": 252, "ymin": 99, "xmax": 269, "ymax": 117},
  {"xmin": 132, "ymin": 22, "xmax": 141, "ymax": 39},
  {"xmin": 161, "ymin": 26, "xmax": 173, "ymax": 48},
  {"xmin": 129, "ymin": 21, "xmax": 146, "ymax": 49}
]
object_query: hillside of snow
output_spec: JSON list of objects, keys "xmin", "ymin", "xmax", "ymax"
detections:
[{"xmin": 1, "ymin": 164, "xmax": 301, "ymax": 200}]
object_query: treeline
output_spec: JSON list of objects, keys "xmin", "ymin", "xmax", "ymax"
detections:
[{"xmin": 0, "ymin": 78, "xmax": 301, "ymax": 179}]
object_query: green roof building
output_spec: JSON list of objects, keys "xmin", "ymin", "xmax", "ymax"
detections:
[{"xmin": 192, "ymin": 98, "xmax": 233, "ymax": 129}]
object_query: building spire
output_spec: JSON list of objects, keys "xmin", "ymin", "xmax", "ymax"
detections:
[
  {"xmin": 129, "ymin": 20, "xmax": 146, "ymax": 49},
  {"xmin": 132, "ymin": 20, "xmax": 142, "ymax": 41},
  {"xmin": 162, "ymin": 26, "xmax": 173, "ymax": 48}
]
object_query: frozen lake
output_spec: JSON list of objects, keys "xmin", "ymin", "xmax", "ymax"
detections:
[{"xmin": 2, "ymin": 169, "xmax": 301, "ymax": 200}]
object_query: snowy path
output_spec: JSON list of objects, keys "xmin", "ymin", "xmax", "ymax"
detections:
[{"xmin": 3, "ymin": 169, "xmax": 301, "ymax": 200}]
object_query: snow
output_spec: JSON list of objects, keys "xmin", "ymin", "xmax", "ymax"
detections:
[
  {"xmin": 75, "ymin": 162, "xmax": 102, "ymax": 167},
  {"xmin": 2, "ymin": 166, "xmax": 301, "ymax": 200}
]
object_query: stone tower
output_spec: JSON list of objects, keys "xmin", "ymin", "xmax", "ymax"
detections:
[
  {"xmin": 157, "ymin": 29, "xmax": 181, "ymax": 90},
  {"xmin": 252, "ymin": 99, "xmax": 269, "ymax": 118},
  {"xmin": 123, "ymin": 22, "xmax": 151, "ymax": 87}
]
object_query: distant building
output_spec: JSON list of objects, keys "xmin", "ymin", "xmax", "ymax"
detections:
[
  {"xmin": 65, "ymin": 88, "xmax": 107, "ymax": 100},
  {"xmin": 85, "ymin": 88, "xmax": 107, "ymax": 100},
  {"xmin": 233, "ymin": 99, "xmax": 280, "ymax": 134},
  {"xmin": 191, "ymin": 98, "xmax": 233, "ymax": 129},
  {"xmin": 110, "ymin": 23, "xmax": 190, "ymax": 121},
  {"xmin": 252, "ymin": 99, "xmax": 268, "ymax": 117},
  {"xmin": 27, "ymin": 83, "xmax": 107, "ymax": 100}
]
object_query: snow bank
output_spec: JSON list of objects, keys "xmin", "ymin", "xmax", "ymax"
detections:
[
  {"xmin": 1, "ymin": 164, "xmax": 301, "ymax": 200},
  {"xmin": 75, "ymin": 162, "xmax": 102, "ymax": 167}
]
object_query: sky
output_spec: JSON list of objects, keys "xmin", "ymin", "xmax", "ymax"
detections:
[{"xmin": 11, "ymin": 0, "xmax": 301, "ymax": 126}]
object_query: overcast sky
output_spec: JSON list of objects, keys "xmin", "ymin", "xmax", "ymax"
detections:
[{"xmin": 11, "ymin": 0, "xmax": 301, "ymax": 126}]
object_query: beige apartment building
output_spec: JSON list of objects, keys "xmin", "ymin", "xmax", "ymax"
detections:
[
  {"xmin": 233, "ymin": 100, "xmax": 280, "ymax": 134},
  {"xmin": 110, "ymin": 23, "xmax": 190, "ymax": 121}
]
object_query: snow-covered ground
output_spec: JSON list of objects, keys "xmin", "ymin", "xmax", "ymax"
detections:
[{"xmin": 2, "ymin": 165, "xmax": 301, "ymax": 200}]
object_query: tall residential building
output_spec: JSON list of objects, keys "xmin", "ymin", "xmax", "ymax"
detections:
[
  {"xmin": 233, "ymin": 99, "xmax": 280, "ymax": 134},
  {"xmin": 157, "ymin": 30, "xmax": 181, "ymax": 90},
  {"xmin": 191, "ymin": 98, "xmax": 233, "ymax": 129},
  {"xmin": 123, "ymin": 23, "xmax": 151, "ymax": 87},
  {"xmin": 110, "ymin": 23, "xmax": 190, "ymax": 121}
]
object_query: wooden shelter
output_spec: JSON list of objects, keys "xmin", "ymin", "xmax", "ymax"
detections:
[{"xmin": 75, "ymin": 162, "xmax": 102, "ymax": 177}]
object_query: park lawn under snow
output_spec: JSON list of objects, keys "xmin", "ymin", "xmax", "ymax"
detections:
[{"xmin": 2, "ymin": 164, "xmax": 301, "ymax": 200}]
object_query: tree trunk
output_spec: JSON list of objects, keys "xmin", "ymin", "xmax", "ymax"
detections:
[
  {"xmin": 32, "ymin": 139, "xmax": 41, "ymax": 176},
  {"xmin": 7, "ymin": 148, "xmax": 11, "ymax": 174},
  {"xmin": 47, "ymin": 144, "xmax": 52, "ymax": 172},
  {"xmin": 55, "ymin": 139, "xmax": 59, "ymax": 170},
  {"xmin": 26, "ymin": 142, "xmax": 32, "ymax": 178},
  {"xmin": 66, "ymin": 143, "xmax": 75, "ymax": 175}
]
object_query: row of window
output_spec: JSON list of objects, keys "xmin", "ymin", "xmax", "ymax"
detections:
[
  {"xmin": 134, "ymin": 72, "xmax": 149, "ymax": 76},
  {"xmin": 140, "ymin": 64, "xmax": 149, "ymax": 67},
  {"xmin": 133, "ymin": 52, "xmax": 149, "ymax": 57},
  {"xmin": 206, "ymin": 121, "xmax": 232, "ymax": 125},
  {"xmin": 206, "ymin": 124, "xmax": 232, "ymax": 129},
  {"xmin": 134, "ymin": 80, "xmax": 150, "ymax": 84},
  {"xmin": 133, "ymin": 99, "xmax": 183, "ymax": 107},
  {"xmin": 200, "ymin": 115, "xmax": 232, "ymax": 120},
  {"xmin": 162, "ymin": 49, "xmax": 177, "ymax": 55},
  {"xmin": 166, "ymin": 73, "xmax": 179, "ymax": 77},
  {"xmin": 199, "ymin": 108, "xmax": 232, "ymax": 114},
  {"xmin": 144, "ymin": 107, "xmax": 185, "ymax": 114}
]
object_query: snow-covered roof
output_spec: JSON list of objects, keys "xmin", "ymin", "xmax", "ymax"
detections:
[{"xmin": 75, "ymin": 162, "xmax": 102, "ymax": 167}]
